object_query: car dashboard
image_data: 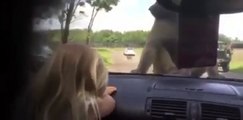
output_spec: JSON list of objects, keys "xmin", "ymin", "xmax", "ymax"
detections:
[{"xmin": 105, "ymin": 73, "xmax": 243, "ymax": 120}]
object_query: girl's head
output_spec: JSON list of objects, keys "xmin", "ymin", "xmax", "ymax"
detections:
[{"xmin": 31, "ymin": 43, "xmax": 108, "ymax": 120}]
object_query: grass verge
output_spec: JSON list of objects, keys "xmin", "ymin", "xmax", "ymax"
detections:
[
  {"xmin": 229, "ymin": 49, "xmax": 243, "ymax": 73},
  {"xmin": 96, "ymin": 48, "xmax": 112, "ymax": 66},
  {"xmin": 230, "ymin": 62, "xmax": 243, "ymax": 73}
]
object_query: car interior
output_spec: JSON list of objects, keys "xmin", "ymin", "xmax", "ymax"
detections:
[
  {"xmin": 103, "ymin": 0, "xmax": 243, "ymax": 120},
  {"xmin": 105, "ymin": 73, "xmax": 243, "ymax": 120},
  {"xmin": 6, "ymin": 0, "xmax": 243, "ymax": 120}
]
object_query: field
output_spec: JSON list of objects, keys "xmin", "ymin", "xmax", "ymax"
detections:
[
  {"xmin": 96, "ymin": 48, "xmax": 113, "ymax": 66},
  {"xmin": 97, "ymin": 48, "xmax": 243, "ymax": 73},
  {"xmin": 230, "ymin": 49, "xmax": 243, "ymax": 73}
]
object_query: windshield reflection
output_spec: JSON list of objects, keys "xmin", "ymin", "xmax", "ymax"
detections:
[{"xmin": 32, "ymin": 0, "xmax": 243, "ymax": 80}]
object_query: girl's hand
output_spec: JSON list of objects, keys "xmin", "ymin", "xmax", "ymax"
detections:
[{"xmin": 97, "ymin": 86, "xmax": 117, "ymax": 118}]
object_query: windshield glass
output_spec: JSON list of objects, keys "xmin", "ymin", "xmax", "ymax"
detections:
[{"xmin": 32, "ymin": 0, "xmax": 243, "ymax": 80}]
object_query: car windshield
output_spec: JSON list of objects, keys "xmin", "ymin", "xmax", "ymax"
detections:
[{"xmin": 32, "ymin": 0, "xmax": 243, "ymax": 80}]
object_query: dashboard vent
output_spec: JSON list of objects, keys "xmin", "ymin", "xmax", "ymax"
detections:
[
  {"xmin": 201, "ymin": 103, "xmax": 241, "ymax": 120},
  {"xmin": 150, "ymin": 99, "xmax": 187, "ymax": 120}
]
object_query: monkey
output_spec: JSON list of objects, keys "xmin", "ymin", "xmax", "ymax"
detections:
[
  {"xmin": 131, "ymin": 2, "xmax": 179, "ymax": 74},
  {"xmin": 131, "ymin": 2, "xmax": 225, "ymax": 78}
]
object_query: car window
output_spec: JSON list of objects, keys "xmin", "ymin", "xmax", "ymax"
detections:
[{"xmin": 32, "ymin": 0, "xmax": 243, "ymax": 80}]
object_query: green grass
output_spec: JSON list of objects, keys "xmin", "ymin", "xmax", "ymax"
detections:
[
  {"xmin": 96, "ymin": 48, "xmax": 112, "ymax": 66},
  {"xmin": 230, "ymin": 62, "xmax": 243, "ymax": 73},
  {"xmin": 229, "ymin": 49, "xmax": 243, "ymax": 73}
]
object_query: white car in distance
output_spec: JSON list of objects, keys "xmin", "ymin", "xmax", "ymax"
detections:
[{"xmin": 123, "ymin": 47, "xmax": 136, "ymax": 56}]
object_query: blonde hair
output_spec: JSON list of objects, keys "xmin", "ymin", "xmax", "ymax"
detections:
[{"xmin": 30, "ymin": 43, "xmax": 108, "ymax": 120}]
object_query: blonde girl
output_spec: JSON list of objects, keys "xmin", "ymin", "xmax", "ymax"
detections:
[{"xmin": 27, "ymin": 43, "xmax": 116, "ymax": 120}]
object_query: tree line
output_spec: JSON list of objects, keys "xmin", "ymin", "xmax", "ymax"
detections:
[
  {"xmin": 47, "ymin": 29, "xmax": 241, "ymax": 48},
  {"xmin": 34, "ymin": 0, "xmax": 119, "ymax": 44},
  {"xmin": 35, "ymin": 0, "xmax": 242, "ymax": 47}
]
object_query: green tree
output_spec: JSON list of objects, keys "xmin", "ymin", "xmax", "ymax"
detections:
[
  {"xmin": 92, "ymin": 30, "xmax": 113, "ymax": 46},
  {"xmin": 85, "ymin": 0, "xmax": 119, "ymax": 45},
  {"xmin": 219, "ymin": 34, "xmax": 232, "ymax": 44},
  {"xmin": 58, "ymin": 0, "xmax": 86, "ymax": 43},
  {"xmin": 233, "ymin": 37, "xmax": 241, "ymax": 42},
  {"xmin": 69, "ymin": 29, "xmax": 88, "ymax": 42},
  {"xmin": 48, "ymin": 29, "xmax": 150, "ymax": 47},
  {"xmin": 122, "ymin": 30, "xmax": 148, "ymax": 47}
]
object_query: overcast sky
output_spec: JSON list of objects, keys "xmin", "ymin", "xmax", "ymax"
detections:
[{"xmin": 36, "ymin": 0, "xmax": 243, "ymax": 40}]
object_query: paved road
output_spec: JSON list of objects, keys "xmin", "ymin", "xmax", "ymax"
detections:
[{"xmin": 108, "ymin": 50, "xmax": 243, "ymax": 80}]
